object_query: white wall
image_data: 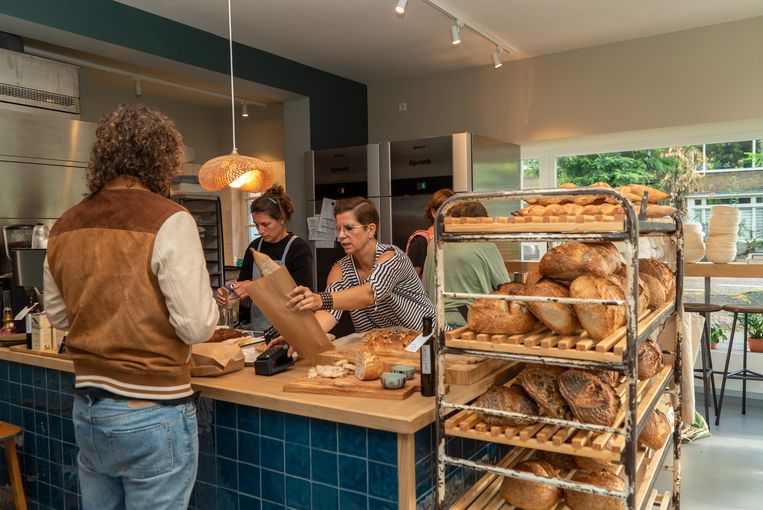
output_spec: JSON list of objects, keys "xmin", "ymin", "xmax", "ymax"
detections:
[{"xmin": 368, "ymin": 17, "xmax": 763, "ymax": 145}]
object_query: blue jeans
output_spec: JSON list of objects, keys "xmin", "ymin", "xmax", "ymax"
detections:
[{"xmin": 73, "ymin": 394, "xmax": 199, "ymax": 510}]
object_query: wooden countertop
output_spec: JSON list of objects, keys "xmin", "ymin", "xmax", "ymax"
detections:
[
  {"xmin": 0, "ymin": 347, "xmax": 509, "ymax": 434},
  {"xmin": 684, "ymin": 262, "xmax": 763, "ymax": 278}
]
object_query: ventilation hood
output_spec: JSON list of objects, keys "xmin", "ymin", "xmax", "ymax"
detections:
[{"xmin": 0, "ymin": 47, "xmax": 79, "ymax": 114}]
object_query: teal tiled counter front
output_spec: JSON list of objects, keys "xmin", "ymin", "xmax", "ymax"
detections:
[{"xmin": 0, "ymin": 350, "xmax": 506, "ymax": 510}]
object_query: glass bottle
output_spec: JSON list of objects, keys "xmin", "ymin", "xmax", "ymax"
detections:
[
  {"xmin": 420, "ymin": 316, "xmax": 435, "ymax": 397},
  {"xmin": 0, "ymin": 306, "xmax": 15, "ymax": 336}
]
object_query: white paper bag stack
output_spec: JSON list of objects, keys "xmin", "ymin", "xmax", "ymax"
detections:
[
  {"xmin": 683, "ymin": 222, "xmax": 705, "ymax": 263},
  {"xmin": 706, "ymin": 206, "xmax": 740, "ymax": 263}
]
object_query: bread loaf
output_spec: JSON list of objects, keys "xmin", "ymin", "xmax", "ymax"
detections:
[
  {"xmin": 559, "ymin": 370, "xmax": 620, "ymax": 426},
  {"xmin": 354, "ymin": 351, "xmax": 383, "ymax": 381},
  {"xmin": 517, "ymin": 366, "xmax": 569, "ymax": 419},
  {"xmin": 499, "ymin": 460, "xmax": 563, "ymax": 510},
  {"xmin": 565, "ymin": 470, "xmax": 625, "ymax": 510},
  {"xmin": 570, "ymin": 274, "xmax": 626, "ymax": 341},
  {"xmin": 208, "ymin": 328, "xmax": 244, "ymax": 343},
  {"xmin": 638, "ymin": 259, "xmax": 674, "ymax": 298},
  {"xmin": 539, "ymin": 242, "xmax": 621, "ymax": 281},
  {"xmin": 573, "ymin": 455, "xmax": 620, "ymax": 474},
  {"xmin": 467, "ymin": 283, "xmax": 537, "ymax": 335},
  {"xmin": 638, "ymin": 272, "xmax": 667, "ymax": 309},
  {"xmin": 638, "ymin": 339, "xmax": 663, "ymax": 380},
  {"xmin": 639, "ymin": 409, "xmax": 671, "ymax": 450},
  {"xmin": 362, "ymin": 329, "xmax": 419, "ymax": 354},
  {"xmin": 524, "ymin": 277, "xmax": 581, "ymax": 336},
  {"xmin": 474, "ymin": 385, "xmax": 538, "ymax": 427},
  {"xmin": 625, "ymin": 184, "xmax": 670, "ymax": 204},
  {"xmin": 607, "ymin": 273, "xmax": 650, "ymax": 314},
  {"xmin": 535, "ymin": 451, "xmax": 577, "ymax": 472}
]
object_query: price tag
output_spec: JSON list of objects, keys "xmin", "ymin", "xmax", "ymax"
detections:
[
  {"xmin": 14, "ymin": 303, "xmax": 38, "ymax": 321},
  {"xmin": 405, "ymin": 333, "xmax": 433, "ymax": 353}
]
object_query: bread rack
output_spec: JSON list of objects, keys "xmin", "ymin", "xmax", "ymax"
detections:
[{"xmin": 432, "ymin": 187, "xmax": 683, "ymax": 510}]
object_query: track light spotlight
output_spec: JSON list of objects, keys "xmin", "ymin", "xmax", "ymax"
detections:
[
  {"xmin": 395, "ymin": 0, "xmax": 408, "ymax": 15},
  {"xmin": 242, "ymin": 102, "xmax": 249, "ymax": 117},
  {"xmin": 491, "ymin": 46, "xmax": 502, "ymax": 69},
  {"xmin": 450, "ymin": 22, "xmax": 461, "ymax": 46},
  {"xmin": 134, "ymin": 78, "xmax": 142, "ymax": 97}
]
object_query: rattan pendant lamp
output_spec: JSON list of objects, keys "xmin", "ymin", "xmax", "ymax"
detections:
[{"xmin": 199, "ymin": 0, "xmax": 273, "ymax": 193}]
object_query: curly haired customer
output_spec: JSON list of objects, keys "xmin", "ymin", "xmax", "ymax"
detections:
[{"xmin": 44, "ymin": 104, "xmax": 218, "ymax": 510}]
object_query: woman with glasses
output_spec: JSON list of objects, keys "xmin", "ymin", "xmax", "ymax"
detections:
[
  {"xmin": 217, "ymin": 185, "xmax": 313, "ymax": 332},
  {"xmin": 286, "ymin": 197, "xmax": 434, "ymax": 333}
]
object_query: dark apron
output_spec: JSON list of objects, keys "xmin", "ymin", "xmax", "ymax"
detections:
[{"xmin": 249, "ymin": 234, "xmax": 298, "ymax": 332}]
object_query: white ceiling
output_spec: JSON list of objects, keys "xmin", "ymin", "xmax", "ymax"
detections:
[{"xmin": 117, "ymin": 0, "xmax": 763, "ymax": 83}]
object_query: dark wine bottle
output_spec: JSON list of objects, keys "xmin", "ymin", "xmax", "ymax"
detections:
[{"xmin": 420, "ymin": 316, "xmax": 435, "ymax": 397}]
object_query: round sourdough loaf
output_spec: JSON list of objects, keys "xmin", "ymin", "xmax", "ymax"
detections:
[
  {"xmin": 570, "ymin": 274, "xmax": 626, "ymax": 341},
  {"xmin": 637, "ymin": 339, "xmax": 664, "ymax": 380},
  {"xmin": 467, "ymin": 283, "xmax": 537, "ymax": 335},
  {"xmin": 638, "ymin": 408, "xmax": 671, "ymax": 450},
  {"xmin": 473, "ymin": 385, "xmax": 538, "ymax": 427},
  {"xmin": 499, "ymin": 460, "xmax": 563, "ymax": 510},
  {"xmin": 539, "ymin": 242, "xmax": 621, "ymax": 281},
  {"xmin": 565, "ymin": 470, "xmax": 625, "ymax": 510},
  {"xmin": 558, "ymin": 369, "xmax": 620, "ymax": 427},
  {"xmin": 524, "ymin": 276, "xmax": 581, "ymax": 336}
]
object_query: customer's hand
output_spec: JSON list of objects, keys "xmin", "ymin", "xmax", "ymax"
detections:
[
  {"xmin": 266, "ymin": 336, "xmax": 298, "ymax": 359},
  {"xmin": 286, "ymin": 286, "xmax": 320, "ymax": 312}
]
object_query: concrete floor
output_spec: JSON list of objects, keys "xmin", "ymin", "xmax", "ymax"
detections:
[{"xmin": 656, "ymin": 396, "xmax": 763, "ymax": 510}]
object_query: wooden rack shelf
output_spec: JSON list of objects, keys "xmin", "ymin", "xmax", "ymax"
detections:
[
  {"xmin": 444, "ymin": 362, "xmax": 673, "ymax": 462},
  {"xmin": 450, "ymin": 430, "xmax": 673, "ymax": 510},
  {"xmin": 445, "ymin": 302, "xmax": 673, "ymax": 364},
  {"xmin": 443, "ymin": 216, "xmax": 676, "ymax": 234}
]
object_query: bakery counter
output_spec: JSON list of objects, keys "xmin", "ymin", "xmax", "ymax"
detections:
[{"xmin": 0, "ymin": 346, "xmax": 510, "ymax": 510}]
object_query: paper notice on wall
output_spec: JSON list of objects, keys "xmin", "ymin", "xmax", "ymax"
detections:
[
  {"xmin": 320, "ymin": 198, "xmax": 336, "ymax": 221},
  {"xmin": 308, "ymin": 215, "xmax": 337, "ymax": 246}
]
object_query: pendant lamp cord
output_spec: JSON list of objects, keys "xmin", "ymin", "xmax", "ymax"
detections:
[{"xmin": 227, "ymin": 0, "xmax": 237, "ymax": 153}]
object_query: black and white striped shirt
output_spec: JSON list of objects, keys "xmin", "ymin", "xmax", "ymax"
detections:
[{"xmin": 326, "ymin": 242, "xmax": 435, "ymax": 332}]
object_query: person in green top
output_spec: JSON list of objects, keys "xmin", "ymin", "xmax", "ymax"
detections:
[{"xmin": 422, "ymin": 200, "xmax": 510, "ymax": 328}]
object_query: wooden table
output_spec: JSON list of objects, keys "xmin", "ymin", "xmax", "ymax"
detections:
[{"xmin": 685, "ymin": 262, "xmax": 763, "ymax": 303}]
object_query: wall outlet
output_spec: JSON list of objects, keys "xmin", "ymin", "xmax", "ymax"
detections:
[{"xmin": 398, "ymin": 102, "xmax": 407, "ymax": 112}]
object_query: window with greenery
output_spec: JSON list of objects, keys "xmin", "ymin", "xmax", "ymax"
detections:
[{"xmin": 521, "ymin": 158, "xmax": 540, "ymax": 189}]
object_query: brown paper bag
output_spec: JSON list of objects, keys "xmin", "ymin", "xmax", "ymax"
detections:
[
  {"xmin": 191, "ymin": 342, "xmax": 245, "ymax": 377},
  {"xmin": 245, "ymin": 267, "xmax": 334, "ymax": 364}
]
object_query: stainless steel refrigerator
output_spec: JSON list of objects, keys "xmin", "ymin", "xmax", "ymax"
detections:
[{"xmin": 379, "ymin": 133, "xmax": 521, "ymax": 252}]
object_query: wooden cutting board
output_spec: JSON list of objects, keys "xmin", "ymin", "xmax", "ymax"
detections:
[
  {"xmin": 316, "ymin": 339, "xmax": 507, "ymax": 385},
  {"xmin": 283, "ymin": 374, "xmax": 419, "ymax": 400}
]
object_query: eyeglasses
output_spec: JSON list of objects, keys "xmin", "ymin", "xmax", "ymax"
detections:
[{"xmin": 334, "ymin": 224, "xmax": 369, "ymax": 235}]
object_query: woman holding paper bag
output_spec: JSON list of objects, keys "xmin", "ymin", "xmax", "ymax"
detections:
[
  {"xmin": 287, "ymin": 197, "xmax": 435, "ymax": 333},
  {"xmin": 217, "ymin": 185, "xmax": 313, "ymax": 331}
]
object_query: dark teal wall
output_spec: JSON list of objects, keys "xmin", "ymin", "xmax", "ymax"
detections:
[{"xmin": 0, "ymin": 0, "xmax": 367, "ymax": 150}]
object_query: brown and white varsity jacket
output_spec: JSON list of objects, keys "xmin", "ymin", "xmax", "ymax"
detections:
[{"xmin": 43, "ymin": 187, "xmax": 218, "ymax": 400}]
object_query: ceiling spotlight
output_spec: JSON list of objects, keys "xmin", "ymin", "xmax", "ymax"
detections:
[
  {"xmin": 134, "ymin": 78, "xmax": 142, "ymax": 97},
  {"xmin": 450, "ymin": 22, "xmax": 461, "ymax": 46},
  {"xmin": 395, "ymin": 0, "xmax": 408, "ymax": 15},
  {"xmin": 491, "ymin": 46, "xmax": 503, "ymax": 69},
  {"xmin": 242, "ymin": 102, "xmax": 249, "ymax": 118}
]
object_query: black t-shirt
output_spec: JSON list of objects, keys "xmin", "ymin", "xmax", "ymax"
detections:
[
  {"xmin": 238, "ymin": 233, "xmax": 314, "ymax": 290},
  {"xmin": 407, "ymin": 234, "xmax": 429, "ymax": 271}
]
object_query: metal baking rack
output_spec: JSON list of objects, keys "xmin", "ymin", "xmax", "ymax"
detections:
[{"xmin": 432, "ymin": 187, "xmax": 683, "ymax": 510}]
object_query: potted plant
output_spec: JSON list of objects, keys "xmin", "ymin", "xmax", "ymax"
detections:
[
  {"xmin": 710, "ymin": 322, "xmax": 727, "ymax": 350},
  {"xmin": 742, "ymin": 314, "xmax": 763, "ymax": 353}
]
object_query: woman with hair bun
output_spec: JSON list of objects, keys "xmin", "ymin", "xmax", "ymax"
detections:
[{"xmin": 217, "ymin": 185, "xmax": 313, "ymax": 331}]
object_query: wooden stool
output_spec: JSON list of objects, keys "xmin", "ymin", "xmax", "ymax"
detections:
[
  {"xmin": 684, "ymin": 303, "xmax": 721, "ymax": 425},
  {"xmin": 716, "ymin": 304, "xmax": 763, "ymax": 426},
  {"xmin": 0, "ymin": 423, "xmax": 26, "ymax": 510}
]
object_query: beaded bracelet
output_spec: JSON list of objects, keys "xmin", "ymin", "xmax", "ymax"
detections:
[{"xmin": 319, "ymin": 291, "xmax": 334, "ymax": 311}]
